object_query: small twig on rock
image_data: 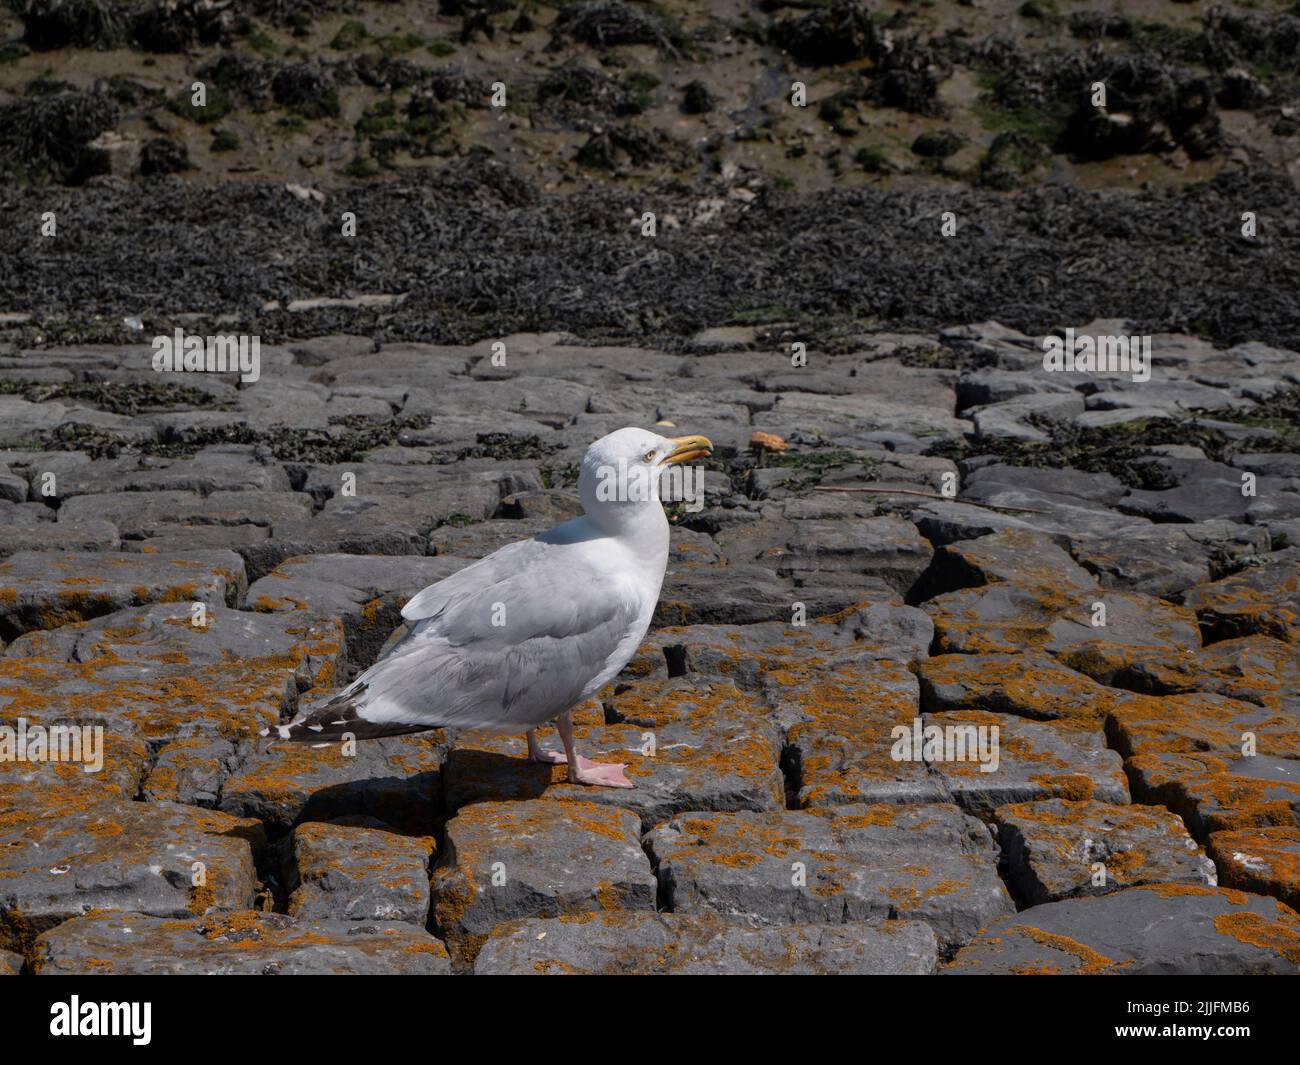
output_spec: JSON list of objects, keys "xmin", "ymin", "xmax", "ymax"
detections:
[{"xmin": 813, "ymin": 485, "xmax": 1049, "ymax": 514}]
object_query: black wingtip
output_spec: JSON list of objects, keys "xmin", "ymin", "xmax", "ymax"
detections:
[{"xmin": 270, "ymin": 683, "xmax": 434, "ymax": 743}]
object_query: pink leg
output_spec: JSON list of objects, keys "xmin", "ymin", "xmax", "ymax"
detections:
[
  {"xmin": 528, "ymin": 727, "xmax": 604, "ymax": 771},
  {"xmin": 527, "ymin": 728, "xmax": 566, "ymax": 765},
  {"xmin": 556, "ymin": 711, "xmax": 633, "ymax": 789}
]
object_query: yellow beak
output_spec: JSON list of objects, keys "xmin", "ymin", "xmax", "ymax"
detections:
[{"xmin": 660, "ymin": 434, "xmax": 713, "ymax": 465}]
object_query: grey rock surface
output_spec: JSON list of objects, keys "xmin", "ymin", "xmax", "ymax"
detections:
[
  {"xmin": 474, "ymin": 912, "xmax": 939, "ymax": 974},
  {"xmin": 994, "ymin": 798, "xmax": 1217, "ymax": 904},
  {"xmin": 2, "ymin": 327, "xmax": 1298, "ymax": 975},
  {"xmin": 433, "ymin": 800, "xmax": 656, "ymax": 968},
  {"xmin": 645, "ymin": 803, "xmax": 1012, "ymax": 951},
  {"xmin": 945, "ymin": 886, "xmax": 1300, "ymax": 974},
  {"xmin": 30, "ymin": 912, "xmax": 451, "ymax": 975},
  {"xmin": 0, "ymin": 799, "xmax": 262, "ymax": 952},
  {"xmin": 0, "ymin": 550, "xmax": 245, "ymax": 640},
  {"xmin": 288, "ymin": 820, "xmax": 434, "ymax": 925}
]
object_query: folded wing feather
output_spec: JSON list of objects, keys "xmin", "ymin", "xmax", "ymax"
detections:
[{"xmin": 273, "ymin": 532, "xmax": 644, "ymax": 741}]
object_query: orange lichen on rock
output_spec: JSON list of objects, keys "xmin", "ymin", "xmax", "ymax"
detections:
[
  {"xmin": 1212, "ymin": 909, "xmax": 1300, "ymax": 963},
  {"xmin": 915, "ymin": 652, "xmax": 1124, "ymax": 728},
  {"xmin": 1027, "ymin": 772, "xmax": 1095, "ymax": 802},
  {"xmin": 1207, "ymin": 827, "xmax": 1300, "ymax": 911},
  {"xmin": 605, "ymin": 678, "xmax": 760, "ymax": 730},
  {"xmin": 1009, "ymin": 925, "xmax": 1115, "ymax": 974},
  {"xmin": 1184, "ymin": 562, "xmax": 1300, "ymax": 644},
  {"xmin": 1106, "ymin": 692, "xmax": 1300, "ymax": 760},
  {"xmin": 1134, "ymin": 882, "xmax": 1241, "ymax": 902}
]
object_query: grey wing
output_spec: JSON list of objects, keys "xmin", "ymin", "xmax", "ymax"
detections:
[
  {"xmin": 398, "ymin": 537, "xmax": 543, "ymax": 625},
  {"xmin": 280, "ymin": 536, "xmax": 645, "ymax": 739}
]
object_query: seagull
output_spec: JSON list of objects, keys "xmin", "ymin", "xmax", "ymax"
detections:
[{"xmin": 267, "ymin": 427, "xmax": 712, "ymax": 788}]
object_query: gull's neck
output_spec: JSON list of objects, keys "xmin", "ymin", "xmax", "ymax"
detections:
[{"xmin": 583, "ymin": 499, "xmax": 670, "ymax": 573}]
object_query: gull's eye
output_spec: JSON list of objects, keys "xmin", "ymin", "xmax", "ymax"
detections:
[{"xmin": 643, "ymin": 449, "xmax": 657, "ymax": 463}]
